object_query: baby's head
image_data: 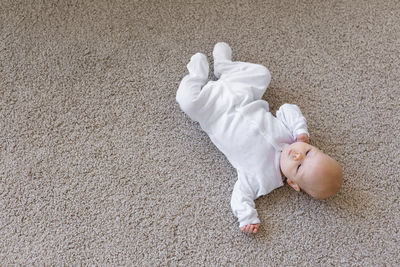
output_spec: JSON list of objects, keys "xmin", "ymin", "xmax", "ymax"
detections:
[{"xmin": 280, "ymin": 142, "xmax": 343, "ymax": 199}]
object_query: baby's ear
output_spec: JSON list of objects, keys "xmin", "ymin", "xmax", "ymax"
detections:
[{"xmin": 287, "ymin": 180, "xmax": 301, "ymax": 192}]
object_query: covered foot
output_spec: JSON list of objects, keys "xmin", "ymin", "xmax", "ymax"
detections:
[
  {"xmin": 213, "ymin": 42, "xmax": 232, "ymax": 78},
  {"xmin": 187, "ymin": 53, "xmax": 209, "ymax": 79},
  {"xmin": 213, "ymin": 42, "xmax": 232, "ymax": 62}
]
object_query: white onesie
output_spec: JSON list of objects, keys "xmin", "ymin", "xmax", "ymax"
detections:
[{"xmin": 176, "ymin": 50, "xmax": 309, "ymax": 227}]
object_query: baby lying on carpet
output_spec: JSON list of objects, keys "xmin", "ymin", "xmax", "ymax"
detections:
[{"xmin": 176, "ymin": 42, "xmax": 343, "ymax": 234}]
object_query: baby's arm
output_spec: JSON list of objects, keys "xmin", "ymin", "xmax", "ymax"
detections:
[
  {"xmin": 276, "ymin": 104, "xmax": 309, "ymax": 140},
  {"xmin": 231, "ymin": 180, "xmax": 260, "ymax": 234}
]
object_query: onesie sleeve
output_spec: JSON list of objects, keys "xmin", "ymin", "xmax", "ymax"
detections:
[
  {"xmin": 276, "ymin": 103, "xmax": 309, "ymax": 138},
  {"xmin": 230, "ymin": 179, "xmax": 260, "ymax": 228}
]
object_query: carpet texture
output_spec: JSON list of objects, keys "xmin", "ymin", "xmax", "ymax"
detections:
[{"xmin": 1, "ymin": 0, "xmax": 399, "ymax": 265}]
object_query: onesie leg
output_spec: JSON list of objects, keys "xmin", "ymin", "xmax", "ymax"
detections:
[
  {"xmin": 213, "ymin": 42, "xmax": 271, "ymax": 100},
  {"xmin": 176, "ymin": 53, "xmax": 209, "ymax": 119}
]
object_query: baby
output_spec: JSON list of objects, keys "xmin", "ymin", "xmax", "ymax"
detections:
[{"xmin": 176, "ymin": 42, "xmax": 343, "ymax": 234}]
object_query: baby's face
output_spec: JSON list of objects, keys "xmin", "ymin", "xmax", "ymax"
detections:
[
  {"xmin": 280, "ymin": 142, "xmax": 343, "ymax": 199},
  {"xmin": 280, "ymin": 142, "xmax": 322, "ymax": 183}
]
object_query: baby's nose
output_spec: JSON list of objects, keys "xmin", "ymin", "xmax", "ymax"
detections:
[{"xmin": 293, "ymin": 151, "xmax": 303, "ymax": 161}]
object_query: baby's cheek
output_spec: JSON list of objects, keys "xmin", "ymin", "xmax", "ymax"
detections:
[{"xmin": 281, "ymin": 162, "xmax": 290, "ymax": 177}]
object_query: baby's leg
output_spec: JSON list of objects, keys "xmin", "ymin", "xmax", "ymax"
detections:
[
  {"xmin": 213, "ymin": 42, "xmax": 271, "ymax": 100},
  {"xmin": 176, "ymin": 53, "xmax": 209, "ymax": 120}
]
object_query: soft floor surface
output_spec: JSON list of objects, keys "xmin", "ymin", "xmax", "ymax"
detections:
[{"xmin": 1, "ymin": 0, "xmax": 399, "ymax": 265}]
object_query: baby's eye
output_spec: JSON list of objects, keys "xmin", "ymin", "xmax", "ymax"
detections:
[
  {"xmin": 306, "ymin": 150, "xmax": 310, "ymax": 156},
  {"xmin": 297, "ymin": 164, "xmax": 301, "ymax": 171}
]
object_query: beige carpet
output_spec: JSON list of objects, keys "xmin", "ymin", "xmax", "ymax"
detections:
[{"xmin": 1, "ymin": 0, "xmax": 399, "ymax": 265}]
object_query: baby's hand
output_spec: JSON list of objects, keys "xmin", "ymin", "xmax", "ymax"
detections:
[
  {"xmin": 296, "ymin": 133, "xmax": 309, "ymax": 144},
  {"xmin": 240, "ymin": 223, "xmax": 260, "ymax": 234}
]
